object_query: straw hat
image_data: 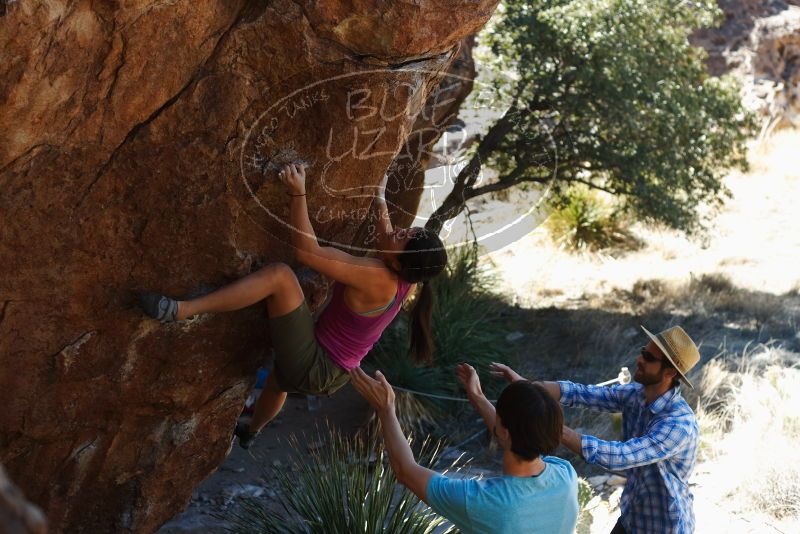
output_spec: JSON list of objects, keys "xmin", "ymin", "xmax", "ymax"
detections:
[{"xmin": 641, "ymin": 325, "xmax": 700, "ymax": 389}]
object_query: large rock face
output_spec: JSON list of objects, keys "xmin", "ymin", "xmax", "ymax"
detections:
[
  {"xmin": 692, "ymin": 0, "xmax": 800, "ymax": 130},
  {"xmin": 385, "ymin": 36, "xmax": 477, "ymax": 229},
  {"xmin": 0, "ymin": 1, "xmax": 498, "ymax": 532}
]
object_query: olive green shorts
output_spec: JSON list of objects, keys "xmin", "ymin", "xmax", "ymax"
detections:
[{"xmin": 269, "ymin": 301, "xmax": 350, "ymax": 396}]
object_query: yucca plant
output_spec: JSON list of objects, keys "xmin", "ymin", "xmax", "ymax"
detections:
[
  {"xmin": 368, "ymin": 245, "xmax": 513, "ymax": 427},
  {"xmin": 546, "ymin": 186, "xmax": 637, "ymax": 252},
  {"xmin": 222, "ymin": 427, "xmax": 454, "ymax": 534}
]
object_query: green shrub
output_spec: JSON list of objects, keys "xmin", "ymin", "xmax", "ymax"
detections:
[
  {"xmin": 222, "ymin": 427, "xmax": 452, "ymax": 534},
  {"xmin": 546, "ymin": 186, "xmax": 637, "ymax": 252},
  {"xmin": 577, "ymin": 477, "xmax": 595, "ymax": 511},
  {"xmin": 575, "ymin": 477, "xmax": 597, "ymax": 532}
]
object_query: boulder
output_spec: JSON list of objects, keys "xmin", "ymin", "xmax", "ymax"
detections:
[
  {"xmin": 691, "ymin": 0, "xmax": 800, "ymax": 130},
  {"xmin": 384, "ymin": 36, "xmax": 478, "ymax": 229},
  {"xmin": 0, "ymin": 1, "xmax": 498, "ymax": 532}
]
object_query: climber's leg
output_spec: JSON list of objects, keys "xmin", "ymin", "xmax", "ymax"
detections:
[
  {"xmin": 142, "ymin": 263, "xmax": 304, "ymax": 321},
  {"xmin": 234, "ymin": 372, "xmax": 287, "ymax": 449},
  {"xmin": 248, "ymin": 372, "xmax": 287, "ymax": 433}
]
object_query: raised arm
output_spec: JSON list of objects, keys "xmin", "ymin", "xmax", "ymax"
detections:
[
  {"xmin": 556, "ymin": 381, "xmax": 627, "ymax": 413},
  {"xmin": 456, "ymin": 363, "xmax": 496, "ymax": 432},
  {"xmin": 277, "ymin": 163, "xmax": 318, "ymax": 257},
  {"xmin": 278, "ymin": 163, "xmax": 390, "ymax": 289},
  {"xmin": 490, "ymin": 362, "xmax": 562, "ymax": 401},
  {"xmin": 349, "ymin": 368, "xmax": 437, "ymax": 502}
]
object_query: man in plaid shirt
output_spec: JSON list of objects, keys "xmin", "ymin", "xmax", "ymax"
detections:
[{"xmin": 492, "ymin": 325, "xmax": 701, "ymax": 533}]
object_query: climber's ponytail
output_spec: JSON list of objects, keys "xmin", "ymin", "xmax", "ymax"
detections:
[{"xmin": 396, "ymin": 228, "xmax": 447, "ymax": 363}]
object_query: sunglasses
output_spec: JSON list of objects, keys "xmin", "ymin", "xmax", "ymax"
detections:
[{"xmin": 640, "ymin": 347, "xmax": 663, "ymax": 363}]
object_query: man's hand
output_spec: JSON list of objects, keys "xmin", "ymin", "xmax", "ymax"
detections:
[
  {"xmin": 456, "ymin": 363, "xmax": 484, "ymax": 400},
  {"xmin": 350, "ymin": 367, "xmax": 396, "ymax": 416},
  {"xmin": 278, "ymin": 162, "xmax": 306, "ymax": 195},
  {"xmin": 490, "ymin": 362, "xmax": 525, "ymax": 383}
]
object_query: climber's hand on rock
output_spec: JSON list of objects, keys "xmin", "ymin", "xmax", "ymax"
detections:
[{"xmin": 279, "ymin": 162, "xmax": 306, "ymax": 195}]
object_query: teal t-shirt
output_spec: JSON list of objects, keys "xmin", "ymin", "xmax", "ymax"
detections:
[{"xmin": 425, "ymin": 456, "xmax": 579, "ymax": 534}]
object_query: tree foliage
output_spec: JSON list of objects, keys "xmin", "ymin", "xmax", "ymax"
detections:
[{"xmin": 427, "ymin": 0, "xmax": 755, "ymax": 235}]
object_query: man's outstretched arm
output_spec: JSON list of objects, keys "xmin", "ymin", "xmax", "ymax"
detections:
[
  {"xmin": 491, "ymin": 362, "xmax": 626, "ymax": 413},
  {"xmin": 580, "ymin": 417, "xmax": 697, "ymax": 470},
  {"xmin": 350, "ymin": 368, "xmax": 436, "ymax": 502},
  {"xmin": 490, "ymin": 362, "xmax": 561, "ymax": 400},
  {"xmin": 560, "ymin": 425, "xmax": 584, "ymax": 457}
]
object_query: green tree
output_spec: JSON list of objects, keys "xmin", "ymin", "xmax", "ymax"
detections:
[{"xmin": 426, "ymin": 0, "xmax": 755, "ymax": 235}]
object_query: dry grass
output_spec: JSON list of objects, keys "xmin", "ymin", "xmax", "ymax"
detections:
[
  {"xmin": 486, "ymin": 129, "xmax": 800, "ymax": 310},
  {"xmin": 692, "ymin": 342, "xmax": 800, "ymax": 528}
]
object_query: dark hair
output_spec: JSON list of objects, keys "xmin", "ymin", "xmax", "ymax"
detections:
[
  {"xmin": 660, "ymin": 358, "xmax": 681, "ymax": 388},
  {"xmin": 396, "ymin": 228, "xmax": 447, "ymax": 364},
  {"xmin": 495, "ymin": 381, "xmax": 563, "ymax": 461}
]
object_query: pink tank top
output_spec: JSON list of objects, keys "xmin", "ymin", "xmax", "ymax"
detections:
[{"xmin": 315, "ymin": 279, "xmax": 414, "ymax": 371}]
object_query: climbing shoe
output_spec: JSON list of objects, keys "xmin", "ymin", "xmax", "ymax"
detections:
[
  {"xmin": 139, "ymin": 292, "xmax": 179, "ymax": 323},
  {"xmin": 234, "ymin": 422, "xmax": 259, "ymax": 450}
]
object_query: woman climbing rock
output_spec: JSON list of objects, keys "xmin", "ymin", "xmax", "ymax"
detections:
[{"xmin": 139, "ymin": 163, "xmax": 447, "ymax": 448}]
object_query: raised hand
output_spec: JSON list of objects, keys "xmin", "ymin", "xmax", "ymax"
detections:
[
  {"xmin": 349, "ymin": 367, "xmax": 396, "ymax": 415},
  {"xmin": 278, "ymin": 162, "xmax": 306, "ymax": 196},
  {"xmin": 456, "ymin": 363, "xmax": 484, "ymax": 399},
  {"xmin": 490, "ymin": 362, "xmax": 525, "ymax": 383}
]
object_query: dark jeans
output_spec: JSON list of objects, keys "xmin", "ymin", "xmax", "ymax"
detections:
[{"xmin": 610, "ymin": 517, "xmax": 626, "ymax": 534}]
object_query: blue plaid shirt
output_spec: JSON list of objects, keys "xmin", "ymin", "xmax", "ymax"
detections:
[{"xmin": 558, "ymin": 381, "xmax": 698, "ymax": 534}]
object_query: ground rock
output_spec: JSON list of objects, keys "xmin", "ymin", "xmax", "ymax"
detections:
[
  {"xmin": 691, "ymin": 0, "xmax": 800, "ymax": 130},
  {"xmin": 506, "ymin": 331, "xmax": 525, "ymax": 343},
  {"xmin": 607, "ymin": 475, "xmax": 627, "ymax": 487},
  {"xmin": 587, "ymin": 474, "xmax": 610, "ymax": 488},
  {"xmin": 0, "ymin": 1, "xmax": 498, "ymax": 532}
]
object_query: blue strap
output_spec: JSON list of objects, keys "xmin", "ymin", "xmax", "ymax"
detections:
[{"xmin": 356, "ymin": 294, "xmax": 397, "ymax": 316}]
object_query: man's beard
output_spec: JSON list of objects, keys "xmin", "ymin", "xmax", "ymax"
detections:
[{"xmin": 634, "ymin": 368, "xmax": 663, "ymax": 386}]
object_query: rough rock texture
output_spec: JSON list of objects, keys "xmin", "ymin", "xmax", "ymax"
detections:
[
  {"xmin": 384, "ymin": 36, "xmax": 477, "ymax": 230},
  {"xmin": 0, "ymin": 1, "xmax": 498, "ymax": 532},
  {"xmin": 0, "ymin": 466, "xmax": 48, "ymax": 534},
  {"xmin": 692, "ymin": 0, "xmax": 800, "ymax": 131}
]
